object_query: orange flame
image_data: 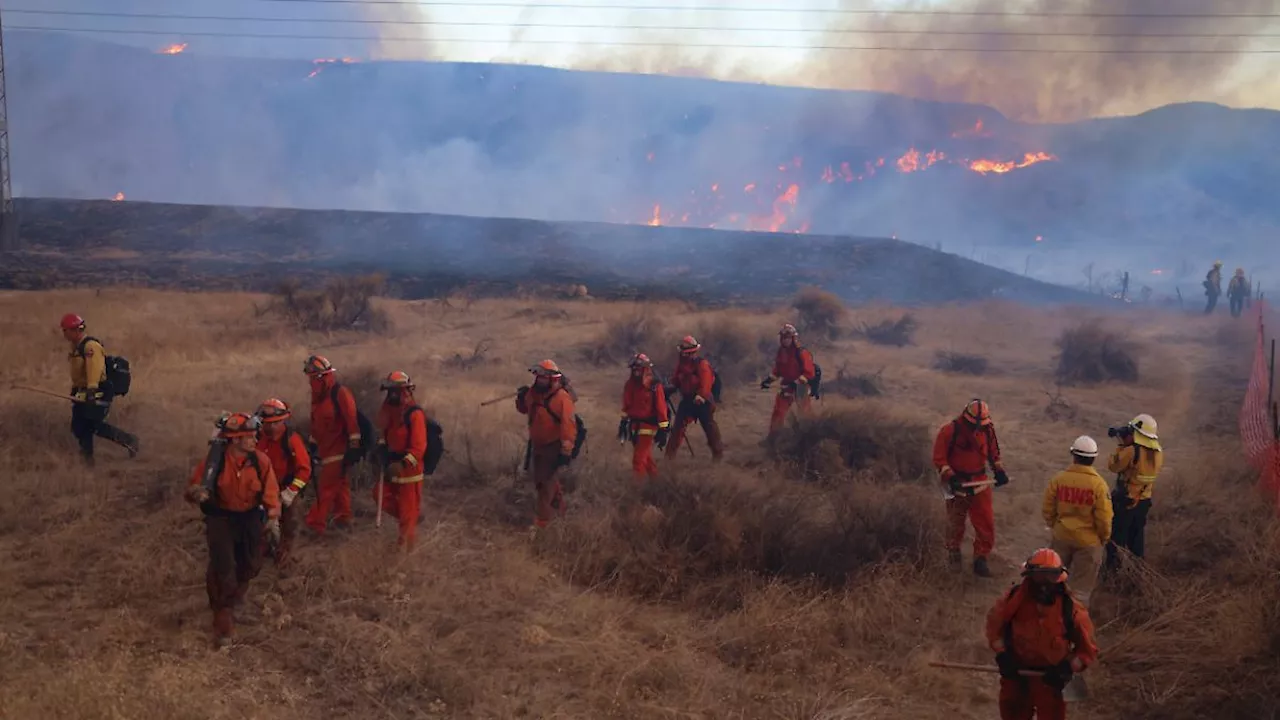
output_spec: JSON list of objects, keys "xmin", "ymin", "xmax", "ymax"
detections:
[
  {"xmin": 307, "ymin": 57, "xmax": 360, "ymax": 79},
  {"xmin": 951, "ymin": 118, "xmax": 992, "ymax": 138},
  {"xmin": 157, "ymin": 43, "xmax": 187, "ymax": 55},
  {"xmin": 968, "ymin": 152, "xmax": 1057, "ymax": 175},
  {"xmin": 111, "ymin": 192, "xmax": 125, "ymax": 201},
  {"xmin": 647, "ymin": 204, "xmax": 662, "ymax": 227},
  {"xmin": 896, "ymin": 148, "xmax": 947, "ymax": 173},
  {"xmin": 1035, "ymin": 235, "xmax": 1044, "ymax": 242}
]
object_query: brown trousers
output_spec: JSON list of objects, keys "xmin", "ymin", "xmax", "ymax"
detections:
[
  {"xmin": 530, "ymin": 442, "xmax": 566, "ymax": 527},
  {"xmin": 269, "ymin": 503, "xmax": 300, "ymax": 568},
  {"xmin": 665, "ymin": 400, "xmax": 724, "ymax": 460},
  {"xmin": 205, "ymin": 511, "xmax": 264, "ymax": 637},
  {"xmin": 1050, "ymin": 538, "xmax": 1104, "ymax": 606}
]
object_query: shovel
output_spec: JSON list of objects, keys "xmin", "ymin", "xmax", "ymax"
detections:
[{"xmin": 928, "ymin": 661, "xmax": 1089, "ymax": 702}]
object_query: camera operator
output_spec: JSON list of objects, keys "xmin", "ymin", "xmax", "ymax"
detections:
[{"xmin": 1104, "ymin": 414, "xmax": 1164, "ymax": 573}]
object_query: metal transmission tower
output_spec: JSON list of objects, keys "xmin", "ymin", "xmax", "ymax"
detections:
[{"xmin": 0, "ymin": 8, "xmax": 15, "ymax": 250}]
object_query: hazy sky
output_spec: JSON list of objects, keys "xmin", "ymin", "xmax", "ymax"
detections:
[{"xmin": 8, "ymin": 0, "xmax": 1280, "ymax": 120}]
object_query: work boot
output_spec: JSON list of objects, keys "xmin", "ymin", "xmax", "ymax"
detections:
[
  {"xmin": 973, "ymin": 556, "xmax": 993, "ymax": 578},
  {"xmin": 948, "ymin": 550, "xmax": 962, "ymax": 570},
  {"xmin": 213, "ymin": 608, "xmax": 234, "ymax": 648}
]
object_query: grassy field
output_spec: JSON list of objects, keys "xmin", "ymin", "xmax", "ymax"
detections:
[{"xmin": 0, "ymin": 287, "xmax": 1275, "ymax": 720}]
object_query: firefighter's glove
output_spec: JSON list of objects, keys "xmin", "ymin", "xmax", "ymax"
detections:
[
  {"xmin": 995, "ymin": 651, "xmax": 1021, "ymax": 680},
  {"xmin": 280, "ymin": 487, "xmax": 298, "ymax": 508},
  {"xmin": 72, "ymin": 389, "xmax": 89, "ymax": 403},
  {"xmin": 617, "ymin": 418, "xmax": 630, "ymax": 443},
  {"xmin": 1043, "ymin": 659, "xmax": 1074, "ymax": 690},
  {"xmin": 265, "ymin": 518, "xmax": 282, "ymax": 546},
  {"xmin": 343, "ymin": 448, "xmax": 362, "ymax": 468},
  {"xmin": 655, "ymin": 427, "xmax": 670, "ymax": 450},
  {"xmin": 516, "ymin": 385, "xmax": 530, "ymax": 400},
  {"xmin": 760, "ymin": 377, "xmax": 774, "ymax": 390},
  {"xmin": 693, "ymin": 395, "xmax": 706, "ymax": 405},
  {"xmin": 388, "ymin": 460, "xmax": 405, "ymax": 477},
  {"xmin": 948, "ymin": 476, "xmax": 966, "ymax": 494},
  {"xmin": 557, "ymin": 453, "xmax": 572, "ymax": 469},
  {"xmin": 184, "ymin": 485, "xmax": 210, "ymax": 505},
  {"xmin": 994, "ymin": 469, "xmax": 1011, "ymax": 487}
]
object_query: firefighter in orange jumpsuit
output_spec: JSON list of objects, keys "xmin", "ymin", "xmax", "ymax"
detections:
[
  {"xmin": 302, "ymin": 355, "xmax": 362, "ymax": 535},
  {"xmin": 619, "ymin": 353, "xmax": 670, "ymax": 483},
  {"xmin": 516, "ymin": 360, "xmax": 577, "ymax": 531},
  {"xmin": 664, "ymin": 335, "xmax": 724, "ymax": 461},
  {"xmin": 933, "ymin": 399, "xmax": 1010, "ymax": 577},
  {"xmin": 374, "ymin": 371, "xmax": 429, "ymax": 550},
  {"xmin": 760, "ymin": 323, "xmax": 816, "ymax": 437},
  {"xmin": 184, "ymin": 412, "xmax": 281, "ymax": 648},
  {"xmin": 986, "ymin": 548, "xmax": 1099, "ymax": 720},
  {"xmin": 255, "ymin": 398, "xmax": 312, "ymax": 571}
]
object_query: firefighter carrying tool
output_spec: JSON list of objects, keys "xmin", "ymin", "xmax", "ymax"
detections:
[
  {"xmin": 620, "ymin": 353, "xmax": 670, "ymax": 483},
  {"xmin": 255, "ymin": 398, "xmax": 312, "ymax": 572},
  {"xmin": 664, "ymin": 335, "xmax": 725, "ymax": 461},
  {"xmin": 60, "ymin": 312, "xmax": 139, "ymax": 465},
  {"xmin": 516, "ymin": 360, "xmax": 580, "ymax": 533},
  {"xmin": 760, "ymin": 323, "xmax": 819, "ymax": 439},
  {"xmin": 933, "ymin": 399, "xmax": 1010, "ymax": 577},
  {"xmin": 374, "ymin": 371, "xmax": 429, "ymax": 550},
  {"xmin": 302, "ymin": 355, "xmax": 362, "ymax": 536}
]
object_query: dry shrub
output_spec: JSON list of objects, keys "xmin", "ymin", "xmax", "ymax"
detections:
[
  {"xmin": 856, "ymin": 313, "xmax": 917, "ymax": 347},
  {"xmin": 267, "ymin": 274, "xmax": 389, "ymax": 332},
  {"xmin": 540, "ymin": 471, "xmax": 940, "ymax": 606},
  {"xmin": 933, "ymin": 351, "xmax": 989, "ymax": 376},
  {"xmin": 442, "ymin": 338, "xmax": 494, "ymax": 371},
  {"xmin": 823, "ymin": 363, "xmax": 885, "ymax": 399},
  {"xmin": 692, "ymin": 316, "xmax": 768, "ymax": 385},
  {"xmin": 1098, "ymin": 461, "xmax": 1280, "ymax": 719},
  {"xmin": 792, "ymin": 286, "xmax": 849, "ymax": 340},
  {"xmin": 1053, "ymin": 319, "xmax": 1139, "ymax": 385},
  {"xmin": 770, "ymin": 403, "xmax": 930, "ymax": 482},
  {"xmin": 587, "ymin": 308, "xmax": 667, "ymax": 366}
]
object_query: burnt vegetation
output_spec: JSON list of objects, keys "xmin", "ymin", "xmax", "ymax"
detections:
[
  {"xmin": 587, "ymin": 309, "xmax": 668, "ymax": 366},
  {"xmin": 856, "ymin": 313, "xmax": 918, "ymax": 347},
  {"xmin": 823, "ymin": 363, "xmax": 886, "ymax": 398},
  {"xmin": 934, "ymin": 350, "xmax": 989, "ymax": 375},
  {"xmin": 768, "ymin": 403, "xmax": 931, "ymax": 483},
  {"xmin": 1054, "ymin": 320, "xmax": 1140, "ymax": 385},
  {"xmin": 261, "ymin": 274, "xmax": 390, "ymax": 333}
]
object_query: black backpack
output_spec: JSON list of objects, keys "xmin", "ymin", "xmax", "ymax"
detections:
[
  {"xmin": 330, "ymin": 384, "xmax": 376, "ymax": 462},
  {"xmin": 78, "ymin": 336, "xmax": 132, "ymax": 397},
  {"xmin": 691, "ymin": 357, "xmax": 723, "ymax": 404},
  {"xmin": 278, "ymin": 427, "xmax": 320, "ymax": 481},
  {"xmin": 793, "ymin": 347, "xmax": 823, "ymax": 399},
  {"xmin": 403, "ymin": 406, "xmax": 445, "ymax": 476}
]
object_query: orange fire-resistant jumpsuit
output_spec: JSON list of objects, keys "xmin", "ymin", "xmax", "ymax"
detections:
[
  {"xmin": 664, "ymin": 355, "xmax": 724, "ymax": 460},
  {"xmin": 305, "ymin": 377, "xmax": 361, "ymax": 534},
  {"xmin": 258, "ymin": 427, "xmax": 312, "ymax": 568},
  {"xmin": 374, "ymin": 401, "xmax": 428, "ymax": 549},
  {"xmin": 622, "ymin": 369, "xmax": 670, "ymax": 482},
  {"xmin": 985, "ymin": 582, "xmax": 1099, "ymax": 720},
  {"xmin": 769, "ymin": 344, "xmax": 816, "ymax": 434},
  {"xmin": 189, "ymin": 447, "xmax": 281, "ymax": 642},
  {"xmin": 933, "ymin": 419, "xmax": 1005, "ymax": 559},
  {"xmin": 517, "ymin": 383, "xmax": 577, "ymax": 527}
]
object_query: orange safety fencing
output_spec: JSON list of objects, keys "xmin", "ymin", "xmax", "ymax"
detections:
[{"xmin": 1238, "ymin": 299, "xmax": 1280, "ymax": 511}]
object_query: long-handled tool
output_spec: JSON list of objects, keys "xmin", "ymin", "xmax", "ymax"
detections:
[
  {"xmin": 12, "ymin": 384, "xmax": 108, "ymax": 406},
  {"xmin": 480, "ymin": 391, "xmax": 519, "ymax": 407},
  {"xmin": 375, "ymin": 469, "xmax": 386, "ymax": 529},
  {"xmin": 941, "ymin": 478, "xmax": 997, "ymax": 501},
  {"xmin": 929, "ymin": 661, "xmax": 1089, "ymax": 702}
]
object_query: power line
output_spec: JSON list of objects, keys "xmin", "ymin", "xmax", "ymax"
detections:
[
  {"xmin": 222, "ymin": 0, "xmax": 1280, "ymax": 18},
  {"xmin": 11, "ymin": 23, "xmax": 1280, "ymax": 53},
  {"xmin": 9, "ymin": 9, "xmax": 1280, "ymax": 39}
]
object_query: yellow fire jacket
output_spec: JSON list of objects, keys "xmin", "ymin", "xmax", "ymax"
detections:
[
  {"xmin": 1042, "ymin": 463, "xmax": 1114, "ymax": 547},
  {"xmin": 69, "ymin": 338, "xmax": 107, "ymax": 391},
  {"xmin": 1108, "ymin": 444, "xmax": 1163, "ymax": 507}
]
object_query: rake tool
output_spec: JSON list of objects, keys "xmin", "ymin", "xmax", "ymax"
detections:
[{"xmin": 928, "ymin": 661, "xmax": 1089, "ymax": 702}]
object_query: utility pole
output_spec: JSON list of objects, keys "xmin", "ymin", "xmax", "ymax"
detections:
[{"xmin": 0, "ymin": 7, "xmax": 16, "ymax": 250}]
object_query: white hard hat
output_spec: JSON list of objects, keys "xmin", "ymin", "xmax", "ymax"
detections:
[
  {"xmin": 1130, "ymin": 413, "xmax": 1158, "ymax": 440},
  {"xmin": 1070, "ymin": 435, "xmax": 1099, "ymax": 458}
]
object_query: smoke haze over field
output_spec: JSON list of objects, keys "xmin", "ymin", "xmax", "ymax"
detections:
[{"xmin": 5, "ymin": 1, "xmax": 1280, "ymax": 289}]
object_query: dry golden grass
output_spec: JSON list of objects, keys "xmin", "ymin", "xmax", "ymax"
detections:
[{"xmin": 0, "ymin": 288, "xmax": 1274, "ymax": 719}]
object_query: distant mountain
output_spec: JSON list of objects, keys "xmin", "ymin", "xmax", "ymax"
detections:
[{"xmin": 6, "ymin": 31, "xmax": 1279, "ymax": 286}]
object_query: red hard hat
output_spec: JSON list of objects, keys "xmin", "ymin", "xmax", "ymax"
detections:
[{"xmin": 60, "ymin": 313, "xmax": 85, "ymax": 331}]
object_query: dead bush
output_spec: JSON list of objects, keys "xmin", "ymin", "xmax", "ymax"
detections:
[
  {"xmin": 770, "ymin": 403, "xmax": 930, "ymax": 482},
  {"xmin": 540, "ymin": 472, "xmax": 940, "ymax": 605},
  {"xmin": 823, "ymin": 363, "xmax": 885, "ymax": 398},
  {"xmin": 442, "ymin": 338, "xmax": 495, "ymax": 372},
  {"xmin": 792, "ymin": 286, "xmax": 848, "ymax": 340},
  {"xmin": 856, "ymin": 314, "xmax": 917, "ymax": 347},
  {"xmin": 266, "ymin": 274, "xmax": 389, "ymax": 332},
  {"xmin": 586, "ymin": 309, "xmax": 667, "ymax": 366},
  {"xmin": 1053, "ymin": 319, "xmax": 1139, "ymax": 385},
  {"xmin": 1042, "ymin": 385, "xmax": 1076, "ymax": 421},
  {"xmin": 933, "ymin": 351, "xmax": 988, "ymax": 375},
  {"xmin": 690, "ymin": 317, "xmax": 769, "ymax": 386}
]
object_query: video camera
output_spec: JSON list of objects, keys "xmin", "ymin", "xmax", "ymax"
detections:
[{"xmin": 1107, "ymin": 424, "xmax": 1134, "ymax": 439}]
